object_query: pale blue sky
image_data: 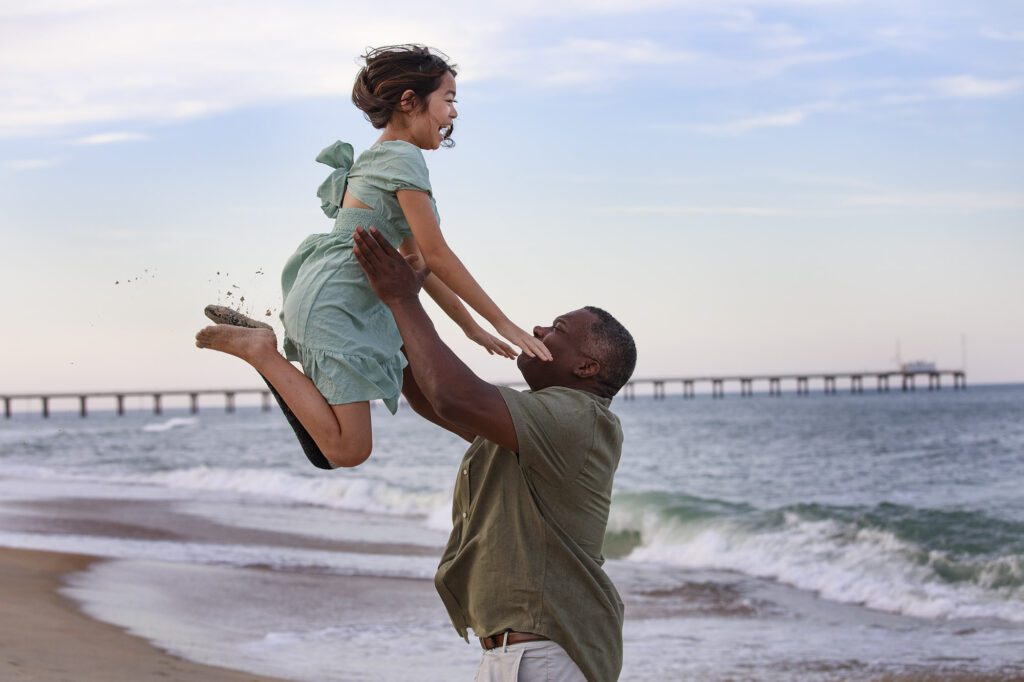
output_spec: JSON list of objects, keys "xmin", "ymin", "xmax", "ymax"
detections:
[{"xmin": 1, "ymin": 0, "xmax": 1022, "ymax": 394}]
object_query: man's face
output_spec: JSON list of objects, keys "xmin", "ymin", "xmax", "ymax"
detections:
[{"xmin": 518, "ymin": 308, "xmax": 598, "ymax": 389}]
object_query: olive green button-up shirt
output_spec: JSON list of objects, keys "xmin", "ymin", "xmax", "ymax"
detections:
[{"xmin": 434, "ymin": 386, "xmax": 624, "ymax": 682}]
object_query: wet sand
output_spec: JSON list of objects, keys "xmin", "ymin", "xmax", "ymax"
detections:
[{"xmin": 0, "ymin": 547, "xmax": 287, "ymax": 682}]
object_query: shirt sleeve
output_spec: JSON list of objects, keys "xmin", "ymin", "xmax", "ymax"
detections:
[
  {"xmin": 380, "ymin": 142, "xmax": 432, "ymax": 194},
  {"xmin": 497, "ymin": 386, "xmax": 596, "ymax": 485}
]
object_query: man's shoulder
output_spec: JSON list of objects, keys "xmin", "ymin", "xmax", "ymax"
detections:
[
  {"xmin": 497, "ymin": 385, "xmax": 619, "ymax": 433},
  {"xmin": 498, "ymin": 384, "xmax": 610, "ymax": 408}
]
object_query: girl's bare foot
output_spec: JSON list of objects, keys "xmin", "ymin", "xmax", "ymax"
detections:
[
  {"xmin": 195, "ymin": 324, "xmax": 277, "ymax": 363},
  {"xmin": 204, "ymin": 304, "xmax": 273, "ymax": 330}
]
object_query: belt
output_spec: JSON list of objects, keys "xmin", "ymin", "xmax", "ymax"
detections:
[{"xmin": 480, "ymin": 630, "xmax": 549, "ymax": 650}]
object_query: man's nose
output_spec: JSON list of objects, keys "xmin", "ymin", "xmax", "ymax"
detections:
[{"xmin": 533, "ymin": 325, "xmax": 548, "ymax": 338}]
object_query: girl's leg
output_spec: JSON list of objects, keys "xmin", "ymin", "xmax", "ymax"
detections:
[
  {"xmin": 259, "ymin": 376, "xmax": 331, "ymax": 469},
  {"xmin": 195, "ymin": 324, "xmax": 373, "ymax": 468},
  {"xmin": 204, "ymin": 306, "xmax": 332, "ymax": 468}
]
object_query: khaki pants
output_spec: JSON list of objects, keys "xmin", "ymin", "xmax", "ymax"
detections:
[{"xmin": 474, "ymin": 639, "xmax": 586, "ymax": 682}]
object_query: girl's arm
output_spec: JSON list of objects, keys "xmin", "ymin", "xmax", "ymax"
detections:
[
  {"xmin": 396, "ymin": 190, "xmax": 552, "ymax": 361},
  {"xmin": 398, "ymin": 237, "xmax": 516, "ymax": 359}
]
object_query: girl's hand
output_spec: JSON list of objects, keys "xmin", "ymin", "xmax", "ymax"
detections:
[
  {"xmin": 465, "ymin": 325, "xmax": 518, "ymax": 359},
  {"xmin": 495, "ymin": 320, "xmax": 553, "ymax": 362}
]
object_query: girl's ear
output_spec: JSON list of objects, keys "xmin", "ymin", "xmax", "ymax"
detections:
[{"xmin": 398, "ymin": 89, "xmax": 418, "ymax": 113}]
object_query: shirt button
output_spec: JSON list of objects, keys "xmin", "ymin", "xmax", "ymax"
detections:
[
  {"xmin": 462, "ymin": 512, "xmax": 468, "ymax": 518},
  {"xmin": 463, "ymin": 469, "xmax": 468, "ymax": 476}
]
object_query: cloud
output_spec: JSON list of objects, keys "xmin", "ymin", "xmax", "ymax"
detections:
[
  {"xmin": 529, "ymin": 38, "xmax": 698, "ymax": 86},
  {"xmin": 691, "ymin": 109, "xmax": 807, "ymax": 134},
  {"xmin": 686, "ymin": 100, "xmax": 836, "ymax": 135},
  {"xmin": 3, "ymin": 158, "xmax": 63, "ymax": 171},
  {"xmin": 716, "ymin": 8, "xmax": 810, "ymax": 50},
  {"xmin": 932, "ymin": 75, "xmax": 1023, "ymax": 99},
  {"xmin": 871, "ymin": 25, "xmax": 944, "ymax": 49},
  {"xmin": 72, "ymin": 131, "xmax": 150, "ymax": 145},
  {"xmin": 0, "ymin": 1, "xmax": 500, "ymax": 138},
  {"xmin": 604, "ymin": 203, "xmax": 800, "ymax": 217},
  {"xmin": 0, "ymin": 0, "xmax": 1013, "ymax": 139},
  {"xmin": 843, "ymin": 192, "xmax": 1024, "ymax": 211},
  {"xmin": 980, "ymin": 28, "xmax": 1024, "ymax": 43}
]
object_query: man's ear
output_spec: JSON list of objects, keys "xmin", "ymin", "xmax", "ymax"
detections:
[
  {"xmin": 398, "ymin": 89, "xmax": 418, "ymax": 113},
  {"xmin": 573, "ymin": 359, "xmax": 600, "ymax": 379}
]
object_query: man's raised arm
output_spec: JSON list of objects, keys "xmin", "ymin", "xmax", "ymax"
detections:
[{"xmin": 353, "ymin": 227, "xmax": 518, "ymax": 452}]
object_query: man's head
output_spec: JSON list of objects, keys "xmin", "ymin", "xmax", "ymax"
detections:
[{"xmin": 519, "ymin": 307, "xmax": 637, "ymax": 398}]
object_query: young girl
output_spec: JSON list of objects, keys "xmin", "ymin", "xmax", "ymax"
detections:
[{"xmin": 195, "ymin": 45, "xmax": 550, "ymax": 469}]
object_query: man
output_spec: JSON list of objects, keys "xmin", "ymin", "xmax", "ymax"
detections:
[{"xmin": 353, "ymin": 227, "xmax": 637, "ymax": 682}]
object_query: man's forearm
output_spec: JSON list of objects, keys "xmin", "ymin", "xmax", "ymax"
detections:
[
  {"xmin": 400, "ymin": 365, "xmax": 475, "ymax": 442},
  {"xmin": 389, "ymin": 296, "xmax": 488, "ymax": 414}
]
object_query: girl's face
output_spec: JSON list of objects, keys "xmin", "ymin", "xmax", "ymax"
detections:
[{"xmin": 407, "ymin": 71, "xmax": 458, "ymax": 150}]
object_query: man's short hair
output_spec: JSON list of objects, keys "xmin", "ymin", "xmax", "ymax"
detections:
[{"xmin": 583, "ymin": 306, "xmax": 637, "ymax": 396}]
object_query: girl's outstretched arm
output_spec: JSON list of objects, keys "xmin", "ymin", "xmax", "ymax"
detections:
[
  {"xmin": 398, "ymin": 238, "xmax": 516, "ymax": 359},
  {"xmin": 396, "ymin": 189, "xmax": 552, "ymax": 361}
]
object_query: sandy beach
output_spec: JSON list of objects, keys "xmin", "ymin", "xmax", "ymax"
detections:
[{"xmin": 0, "ymin": 547, "xmax": 288, "ymax": 681}]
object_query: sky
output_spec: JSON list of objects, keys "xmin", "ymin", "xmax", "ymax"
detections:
[{"xmin": 1, "ymin": 0, "xmax": 1022, "ymax": 398}]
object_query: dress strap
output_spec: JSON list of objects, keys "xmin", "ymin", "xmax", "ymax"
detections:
[{"xmin": 315, "ymin": 141, "xmax": 354, "ymax": 218}]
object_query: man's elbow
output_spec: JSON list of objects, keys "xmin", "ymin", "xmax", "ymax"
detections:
[{"xmin": 431, "ymin": 391, "xmax": 475, "ymax": 425}]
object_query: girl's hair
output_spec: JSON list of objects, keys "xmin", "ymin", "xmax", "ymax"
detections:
[{"xmin": 352, "ymin": 45, "xmax": 458, "ymax": 146}]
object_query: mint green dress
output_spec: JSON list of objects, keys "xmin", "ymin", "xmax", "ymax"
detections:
[{"xmin": 280, "ymin": 140, "xmax": 439, "ymax": 413}]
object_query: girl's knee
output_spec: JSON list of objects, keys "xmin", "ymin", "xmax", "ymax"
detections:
[{"xmin": 323, "ymin": 437, "xmax": 373, "ymax": 468}]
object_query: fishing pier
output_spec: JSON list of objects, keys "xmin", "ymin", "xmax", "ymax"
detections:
[
  {"xmin": 1, "ymin": 389, "xmax": 274, "ymax": 419},
  {"xmin": 2, "ymin": 368, "xmax": 966, "ymax": 418},
  {"xmin": 621, "ymin": 369, "xmax": 966, "ymax": 400}
]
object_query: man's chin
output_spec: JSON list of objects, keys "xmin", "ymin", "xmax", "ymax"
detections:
[{"xmin": 516, "ymin": 352, "xmax": 537, "ymax": 378}]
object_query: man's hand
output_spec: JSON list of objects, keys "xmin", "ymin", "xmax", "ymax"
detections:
[{"xmin": 353, "ymin": 227, "xmax": 429, "ymax": 305}]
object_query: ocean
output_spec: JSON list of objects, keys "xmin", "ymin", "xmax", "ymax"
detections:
[{"xmin": 1, "ymin": 384, "xmax": 1022, "ymax": 680}]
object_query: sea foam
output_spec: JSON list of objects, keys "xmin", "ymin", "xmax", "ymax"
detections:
[
  {"xmin": 142, "ymin": 417, "xmax": 199, "ymax": 432},
  {"xmin": 611, "ymin": 495, "xmax": 1024, "ymax": 623},
  {"xmin": 0, "ymin": 530, "xmax": 437, "ymax": 579},
  {"xmin": 120, "ymin": 466, "xmax": 450, "ymax": 519}
]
